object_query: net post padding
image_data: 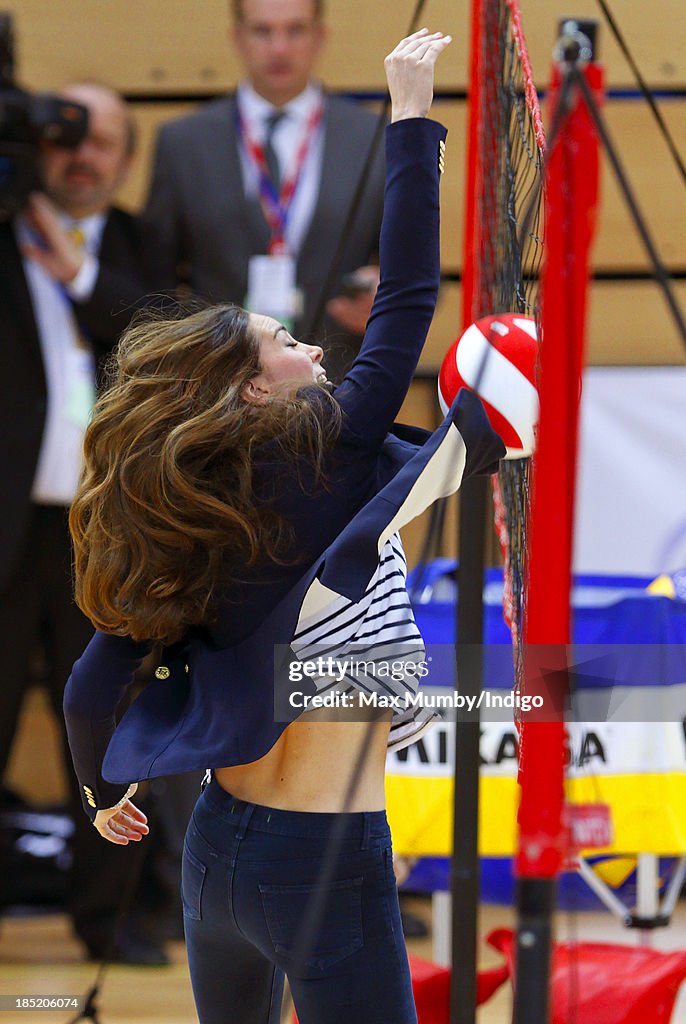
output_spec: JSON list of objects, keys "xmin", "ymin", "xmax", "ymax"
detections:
[
  {"xmin": 517, "ymin": 54, "xmax": 604, "ymax": 880},
  {"xmin": 513, "ymin": 49, "xmax": 604, "ymax": 1024}
]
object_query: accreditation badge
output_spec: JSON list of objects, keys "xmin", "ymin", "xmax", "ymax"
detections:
[{"xmin": 245, "ymin": 253, "xmax": 300, "ymax": 331}]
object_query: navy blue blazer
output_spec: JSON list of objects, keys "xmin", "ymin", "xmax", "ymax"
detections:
[{"xmin": 64, "ymin": 118, "xmax": 505, "ymax": 820}]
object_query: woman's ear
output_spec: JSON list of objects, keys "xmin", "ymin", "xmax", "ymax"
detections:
[{"xmin": 241, "ymin": 377, "xmax": 271, "ymax": 404}]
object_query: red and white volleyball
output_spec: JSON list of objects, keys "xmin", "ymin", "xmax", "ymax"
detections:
[{"xmin": 438, "ymin": 314, "xmax": 539, "ymax": 459}]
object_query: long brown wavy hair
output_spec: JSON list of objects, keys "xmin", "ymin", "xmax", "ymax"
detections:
[{"xmin": 70, "ymin": 304, "xmax": 340, "ymax": 645}]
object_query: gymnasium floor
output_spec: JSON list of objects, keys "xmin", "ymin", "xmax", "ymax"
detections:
[{"xmin": 1, "ymin": 898, "xmax": 685, "ymax": 1023}]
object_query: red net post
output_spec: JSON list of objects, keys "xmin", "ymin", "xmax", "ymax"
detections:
[
  {"xmin": 517, "ymin": 33, "xmax": 604, "ymax": 882},
  {"xmin": 514, "ymin": 21, "xmax": 604, "ymax": 1024}
]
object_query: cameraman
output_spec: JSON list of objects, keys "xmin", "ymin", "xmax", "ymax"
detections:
[{"xmin": 0, "ymin": 82, "xmax": 168, "ymax": 965}]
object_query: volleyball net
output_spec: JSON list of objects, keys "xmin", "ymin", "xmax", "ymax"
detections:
[
  {"xmin": 462, "ymin": 0, "xmax": 545, "ymax": 682},
  {"xmin": 462, "ymin": 3, "xmax": 603, "ymax": 1020}
]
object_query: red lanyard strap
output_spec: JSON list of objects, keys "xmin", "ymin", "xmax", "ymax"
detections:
[{"xmin": 238, "ymin": 98, "xmax": 324, "ymax": 253}]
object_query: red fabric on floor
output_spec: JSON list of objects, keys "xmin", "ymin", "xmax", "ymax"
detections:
[{"xmin": 488, "ymin": 926, "xmax": 686, "ymax": 1024}]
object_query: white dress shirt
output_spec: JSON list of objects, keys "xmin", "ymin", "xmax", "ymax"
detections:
[
  {"xmin": 236, "ymin": 81, "xmax": 325, "ymax": 255},
  {"xmin": 16, "ymin": 211, "xmax": 105, "ymax": 505}
]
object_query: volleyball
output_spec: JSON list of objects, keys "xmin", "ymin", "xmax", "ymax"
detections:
[{"xmin": 438, "ymin": 314, "xmax": 539, "ymax": 459}]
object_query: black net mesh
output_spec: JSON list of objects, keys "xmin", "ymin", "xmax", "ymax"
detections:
[{"xmin": 473, "ymin": 0, "xmax": 545, "ymax": 673}]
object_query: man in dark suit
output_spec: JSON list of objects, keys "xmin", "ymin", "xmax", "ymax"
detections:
[
  {"xmin": 144, "ymin": 0, "xmax": 385, "ymax": 381},
  {"xmin": 0, "ymin": 82, "xmax": 169, "ymax": 964}
]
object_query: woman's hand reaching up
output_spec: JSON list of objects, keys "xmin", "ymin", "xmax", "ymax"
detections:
[{"xmin": 385, "ymin": 29, "xmax": 452, "ymax": 123}]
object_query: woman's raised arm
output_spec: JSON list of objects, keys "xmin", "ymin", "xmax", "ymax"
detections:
[{"xmin": 333, "ymin": 30, "xmax": 452, "ymax": 446}]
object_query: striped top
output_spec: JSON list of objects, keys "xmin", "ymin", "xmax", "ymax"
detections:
[{"xmin": 291, "ymin": 534, "xmax": 439, "ymax": 752}]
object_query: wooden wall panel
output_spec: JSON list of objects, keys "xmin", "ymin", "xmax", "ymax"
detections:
[
  {"xmin": 10, "ymin": 0, "xmax": 236, "ymax": 95},
  {"xmin": 420, "ymin": 280, "xmax": 686, "ymax": 370},
  {"xmin": 8, "ymin": 0, "xmax": 464, "ymax": 94},
  {"xmin": 588, "ymin": 280, "xmax": 686, "ymax": 364},
  {"xmin": 593, "ymin": 100, "xmax": 686, "ymax": 271},
  {"xmin": 517, "ymin": 0, "xmax": 686, "ymax": 89},
  {"xmin": 8, "ymin": 0, "xmax": 686, "ymax": 94}
]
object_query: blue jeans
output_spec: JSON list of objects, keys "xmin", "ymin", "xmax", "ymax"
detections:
[{"xmin": 182, "ymin": 778, "xmax": 417, "ymax": 1024}]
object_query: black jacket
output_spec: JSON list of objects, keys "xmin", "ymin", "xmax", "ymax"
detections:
[{"xmin": 0, "ymin": 206, "xmax": 166, "ymax": 592}]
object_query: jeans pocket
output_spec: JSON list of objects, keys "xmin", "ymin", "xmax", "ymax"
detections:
[
  {"xmin": 259, "ymin": 876, "xmax": 364, "ymax": 972},
  {"xmin": 181, "ymin": 843, "xmax": 207, "ymax": 921}
]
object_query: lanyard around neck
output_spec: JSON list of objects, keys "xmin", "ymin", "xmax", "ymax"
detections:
[{"xmin": 237, "ymin": 98, "xmax": 324, "ymax": 254}]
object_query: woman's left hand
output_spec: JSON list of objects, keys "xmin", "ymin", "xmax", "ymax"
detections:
[{"xmin": 93, "ymin": 799, "xmax": 149, "ymax": 845}]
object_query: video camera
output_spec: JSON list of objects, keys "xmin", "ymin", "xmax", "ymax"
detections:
[{"xmin": 0, "ymin": 11, "xmax": 88, "ymax": 219}]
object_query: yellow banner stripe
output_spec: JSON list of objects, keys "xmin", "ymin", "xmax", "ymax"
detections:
[{"xmin": 386, "ymin": 773, "xmax": 686, "ymax": 857}]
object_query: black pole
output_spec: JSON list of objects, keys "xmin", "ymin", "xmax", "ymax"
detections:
[
  {"xmin": 513, "ymin": 878, "xmax": 556, "ymax": 1024},
  {"xmin": 450, "ymin": 473, "xmax": 489, "ymax": 1024}
]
